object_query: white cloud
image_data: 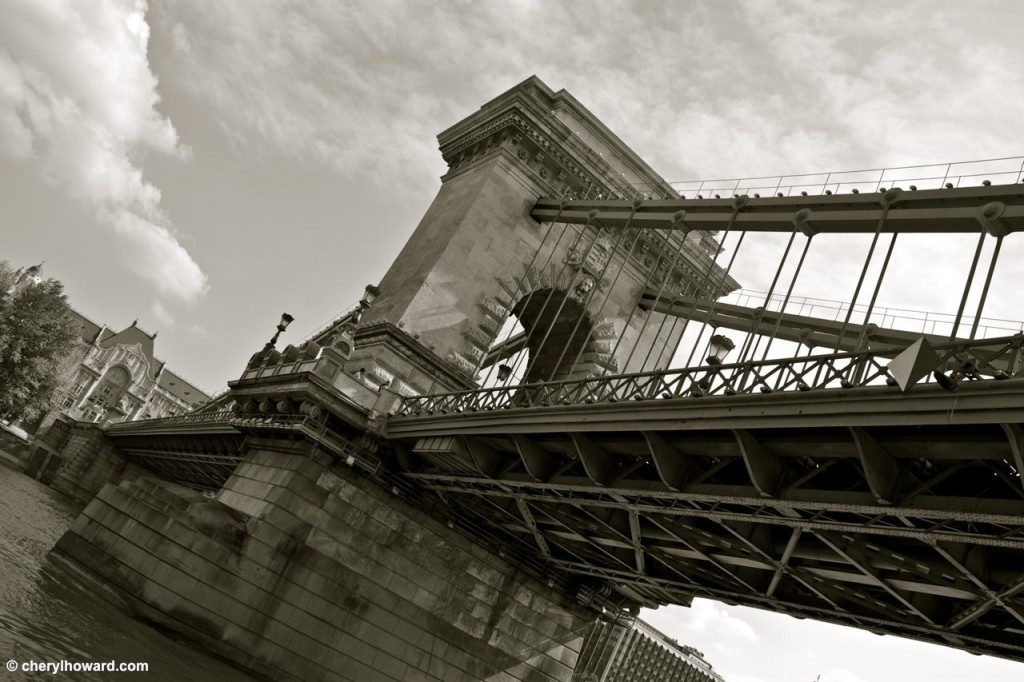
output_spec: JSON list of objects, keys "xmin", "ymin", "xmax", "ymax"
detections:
[
  {"xmin": 0, "ymin": 0, "xmax": 206, "ymax": 302},
  {"xmin": 151, "ymin": 299, "xmax": 174, "ymax": 327},
  {"xmin": 148, "ymin": 0, "xmax": 1024, "ymax": 207},
  {"xmin": 820, "ymin": 669, "xmax": 870, "ymax": 682},
  {"xmin": 677, "ymin": 598, "xmax": 761, "ymax": 645}
]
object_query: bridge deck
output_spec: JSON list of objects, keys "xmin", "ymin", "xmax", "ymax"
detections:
[{"xmin": 384, "ymin": 332, "xmax": 1024, "ymax": 660}]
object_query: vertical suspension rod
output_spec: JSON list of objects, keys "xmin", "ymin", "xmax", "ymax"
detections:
[
  {"xmin": 477, "ymin": 205, "xmax": 572, "ymax": 385},
  {"xmin": 968, "ymin": 234, "xmax": 1004, "ymax": 340},
  {"xmin": 545, "ymin": 200, "xmax": 642, "ymax": 382},
  {"xmin": 852, "ymin": 232, "xmax": 899, "ymax": 353},
  {"xmin": 738, "ymin": 226, "xmax": 799, "ymax": 364},
  {"xmin": 645, "ymin": 220, "xmax": 742, "ymax": 373},
  {"xmin": 564, "ymin": 206, "xmax": 651, "ymax": 377},
  {"xmin": 962, "ymin": 206, "xmax": 1003, "ymax": 339},
  {"xmin": 637, "ymin": 227, "xmax": 694, "ymax": 372},
  {"xmin": 949, "ymin": 227, "xmax": 987, "ymax": 341},
  {"xmin": 682, "ymin": 211, "xmax": 749, "ymax": 370},
  {"xmin": 600, "ymin": 218, "xmax": 684, "ymax": 376},
  {"xmin": 480, "ymin": 201, "xmax": 586, "ymax": 385},
  {"xmin": 620, "ymin": 215, "xmax": 694, "ymax": 373},
  {"xmin": 516, "ymin": 212, "xmax": 608, "ymax": 382},
  {"xmin": 832, "ymin": 194, "xmax": 895, "ymax": 353},
  {"xmin": 758, "ymin": 232, "xmax": 815, "ymax": 361}
]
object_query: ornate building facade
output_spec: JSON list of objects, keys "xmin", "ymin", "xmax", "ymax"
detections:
[
  {"xmin": 7, "ymin": 262, "xmax": 210, "ymax": 432},
  {"xmin": 56, "ymin": 310, "xmax": 211, "ymax": 424}
]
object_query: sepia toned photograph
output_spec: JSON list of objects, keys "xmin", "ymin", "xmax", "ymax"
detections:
[{"xmin": 2, "ymin": 1, "xmax": 1024, "ymax": 680}]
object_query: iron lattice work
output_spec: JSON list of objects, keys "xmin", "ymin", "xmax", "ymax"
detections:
[
  {"xmin": 387, "ymin": 411, "xmax": 1024, "ymax": 661},
  {"xmin": 106, "ymin": 411, "xmax": 367, "ymax": 491},
  {"xmin": 395, "ymin": 335, "xmax": 1024, "ymax": 415}
]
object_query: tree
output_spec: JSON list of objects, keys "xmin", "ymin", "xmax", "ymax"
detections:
[{"xmin": 0, "ymin": 261, "xmax": 80, "ymax": 421}]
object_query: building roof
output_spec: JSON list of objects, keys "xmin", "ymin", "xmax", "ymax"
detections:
[
  {"xmin": 69, "ymin": 309, "xmax": 103, "ymax": 343},
  {"xmin": 67, "ymin": 308, "xmax": 211, "ymax": 406},
  {"xmin": 157, "ymin": 370, "xmax": 209, "ymax": 408},
  {"xmin": 97, "ymin": 322, "xmax": 163, "ymax": 379}
]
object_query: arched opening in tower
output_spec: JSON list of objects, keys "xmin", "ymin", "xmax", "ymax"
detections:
[{"xmin": 512, "ymin": 289, "xmax": 595, "ymax": 384}]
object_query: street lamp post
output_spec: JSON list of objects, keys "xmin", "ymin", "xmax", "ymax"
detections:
[
  {"xmin": 693, "ymin": 333, "xmax": 735, "ymax": 397},
  {"xmin": 497, "ymin": 364, "xmax": 513, "ymax": 382},
  {"xmin": 266, "ymin": 313, "xmax": 294, "ymax": 350},
  {"xmin": 247, "ymin": 313, "xmax": 294, "ymax": 369},
  {"xmin": 705, "ymin": 334, "xmax": 736, "ymax": 365}
]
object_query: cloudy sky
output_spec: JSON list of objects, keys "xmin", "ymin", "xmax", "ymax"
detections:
[{"xmin": 2, "ymin": 0, "xmax": 1024, "ymax": 678}]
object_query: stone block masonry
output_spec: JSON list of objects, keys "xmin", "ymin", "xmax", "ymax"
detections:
[
  {"xmin": 48, "ymin": 422, "xmax": 129, "ymax": 504},
  {"xmin": 56, "ymin": 436, "xmax": 595, "ymax": 681}
]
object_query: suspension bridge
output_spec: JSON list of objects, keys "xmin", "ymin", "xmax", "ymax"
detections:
[{"xmin": 51, "ymin": 77, "xmax": 1024, "ymax": 681}]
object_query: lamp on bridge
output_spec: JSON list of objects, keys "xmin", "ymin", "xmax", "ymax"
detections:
[
  {"xmin": 359, "ymin": 284, "xmax": 381, "ymax": 309},
  {"xmin": 706, "ymin": 334, "xmax": 736, "ymax": 365},
  {"xmin": 267, "ymin": 313, "xmax": 295, "ymax": 349},
  {"xmin": 497, "ymin": 364, "xmax": 513, "ymax": 382},
  {"xmin": 246, "ymin": 312, "xmax": 295, "ymax": 369}
]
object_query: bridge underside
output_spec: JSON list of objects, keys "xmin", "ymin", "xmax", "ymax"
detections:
[{"xmin": 385, "ymin": 377, "xmax": 1024, "ymax": 661}]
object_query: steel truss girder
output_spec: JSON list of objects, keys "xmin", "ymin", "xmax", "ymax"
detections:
[
  {"xmin": 547, "ymin": 558, "xmax": 1024, "ymax": 659},
  {"xmin": 530, "ymin": 186, "xmax": 1024, "ymax": 235},
  {"xmin": 403, "ymin": 472, "xmax": 1024, "ymax": 551},
  {"xmin": 413, "ymin": 472, "xmax": 1024, "ymax": 660}
]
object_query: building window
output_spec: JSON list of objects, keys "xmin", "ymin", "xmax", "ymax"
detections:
[{"xmin": 84, "ymin": 366, "xmax": 131, "ymax": 418}]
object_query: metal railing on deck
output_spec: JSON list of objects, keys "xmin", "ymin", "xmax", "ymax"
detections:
[
  {"xmin": 723, "ymin": 289, "xmax": 1024, "ymax": 340},
  {"xmin": 108, "ymin": 411, "xmax": 357, "ymax": 456},
  {"xmin": 626, "ymin": 155, "xmax": 1024, "ymax": 200},
  {"xmin": 394, "ymin": 334, "xmax": 1024, "ymax": 416}
]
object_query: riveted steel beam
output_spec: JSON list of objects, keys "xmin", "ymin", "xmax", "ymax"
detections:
[
  {"xmin": 766, "ymin": 529, "xmax": 802, "ymax": 598},
  {"xmin": 641, "ymin": 431, "xmax": 696, "ymax": 491},
  {"xmin": 531, "ymin": 191, "xmax": 1024, "ymax": 235},
  {"xmin": 515, "ymin": 499, "xmax": 551, "ymax": 559},
  {"xmin": 512, "ymin": 434, "xmax": 554, "ymax": 481},
  {"xmin": 1002, "ymin": 424, "xmax": 1024, "ymax": 492},
  {"xmin": 570, "ymin": 432, "xmax": 614, "ymax": 485},
  {"xmin": 402, "ymin": 472, "xmax": 1024, "ymax": 550},
  {"xmin": 733, "ymin": 429, "xmax": 783, "ymax": 497},
  {"xmin": 849, "ymin": 427, "xmax": 903, "ymax": 504}
]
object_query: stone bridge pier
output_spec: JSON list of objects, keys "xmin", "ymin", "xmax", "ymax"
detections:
[{"xmin": 57, "ymin": 433, "xmax": 593, "ymax": 681}]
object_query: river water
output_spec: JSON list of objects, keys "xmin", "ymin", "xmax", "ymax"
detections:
[{"xmin": 0, "ymin": 462, "xmax": 259, "ymax": 681}]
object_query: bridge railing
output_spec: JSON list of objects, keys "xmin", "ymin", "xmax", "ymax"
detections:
[
  {"xmin": 107, "ymin": 410, "xmax": 357, "ymax": 453},
  {"xmin": 623, "ymin": 155, "xmax": 1024, "ymax": 200},
  {"xmin": 724, "ymin": 289, "xmax": 1024, "ymax": 340},
  {"xmin": 394, "ymin": 334, "xmax": 1024, "ymax": 416},
  {"xmin": 107, "ymin": 410, "xmax": 240, "ymax": 431}
]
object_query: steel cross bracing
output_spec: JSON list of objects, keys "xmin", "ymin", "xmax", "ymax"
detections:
[
  {"xmin": 387, "ymin": 416, "xmax": 1024, "ymax": 660},
  {"xmin": 387, "ymin": 365, "xmax": 1024, "ymax": 659},
  {"xmin": 379, "ymin": 183, "xmax": 1024, "ymax": 661}
]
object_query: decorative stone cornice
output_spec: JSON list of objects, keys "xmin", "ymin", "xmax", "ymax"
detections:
[
  {"xmin": 353, "ymin": 322, "xmax": 478, "ymax": 391},
  {"xmin": 437, "ymin": 76, "xmax": 677, "ymax": 201}
]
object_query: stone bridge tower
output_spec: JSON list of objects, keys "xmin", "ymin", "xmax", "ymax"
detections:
[
  {"xmin": 48, "ymin": 77, "xmax": 739, "ymax": 682},
  {"xmin": 353, "ymin": 76, "xmax": 734, "ymax": 396}
]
